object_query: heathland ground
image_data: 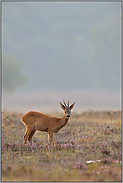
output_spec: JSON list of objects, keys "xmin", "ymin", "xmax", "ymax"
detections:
[{"xmin": 1, "ymin": 110, "xmax": 122, "ymax": 181}]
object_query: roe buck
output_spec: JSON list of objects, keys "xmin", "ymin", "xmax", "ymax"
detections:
[{"xmin": 21, "ymin": 100, "xmax": 75, "ymax": 146}]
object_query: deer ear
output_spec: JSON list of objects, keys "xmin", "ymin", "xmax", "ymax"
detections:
[
  {"xmin": 70, "ymin": 102, "xmax": 75, "ymax": 110},
  {"xmin": 60, "ymin": 102, "xmax": 66, "ymax": 110}
]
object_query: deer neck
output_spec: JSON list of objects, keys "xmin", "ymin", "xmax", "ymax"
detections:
[{"xmin": 60, "ymin": 115, "xmax": 69, "ymax": 127}]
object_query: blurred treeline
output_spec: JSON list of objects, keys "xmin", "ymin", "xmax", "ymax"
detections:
[{"xmin": 2, "ymin": 56, "xmax": 27, "ymax": 91}]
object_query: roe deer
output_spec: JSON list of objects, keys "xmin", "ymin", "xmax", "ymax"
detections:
[{"xmin": 21, "ymin": 100, "xmax": 75, "ymax": 146}]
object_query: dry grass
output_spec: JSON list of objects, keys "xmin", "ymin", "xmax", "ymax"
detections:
[{"xmin": 1, "ymin": 110, "xmax": 122, "ymax": 182}]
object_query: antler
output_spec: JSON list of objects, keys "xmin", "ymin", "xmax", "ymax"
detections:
[
  {"xmin": 63, "ymin": 99, "xmax": 67, "ymax": 107},
  {"xmin": 63, "ymin": 100, "xmax": 69, "ymax": 107}
]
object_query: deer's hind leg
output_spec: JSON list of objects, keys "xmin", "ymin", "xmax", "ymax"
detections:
[
  {"xmin": 23, "ymin": 127, "xmax": 28, "ymax": 144},
  {"xmin": 23, "ymin": 127, "xmax": 34, "ymax": 145},
  {"xmin": 28, "ymin": 130, "xmax": 36, "ymax": 145}
]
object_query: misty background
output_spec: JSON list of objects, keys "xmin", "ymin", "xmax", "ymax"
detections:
[{"xmin": 2, "ymin": 2, "xmax": 121, "ymax": 113}]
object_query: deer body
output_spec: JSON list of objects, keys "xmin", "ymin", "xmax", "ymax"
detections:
[{"xmin": 21, "ymin": 100, "xmax": 75, "ymax": 146}]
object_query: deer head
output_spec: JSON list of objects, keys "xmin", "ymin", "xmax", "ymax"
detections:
[{"xmin": 60, "ymin": 100, "xmax": 75, "ymax": 119}]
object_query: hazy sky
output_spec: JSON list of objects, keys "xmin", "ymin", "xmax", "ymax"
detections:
[
  {"xmin": 2, "ymin": 2, "xmax": 121, "ymax": 91},
  {"xmin": 2, "ymin": 2, "xmax": 121, "ymax": 112}
]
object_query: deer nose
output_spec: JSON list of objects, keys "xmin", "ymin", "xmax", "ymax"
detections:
[{"xmin": 67, "ymin": 115, "xmax": 70, "ymax": 118}]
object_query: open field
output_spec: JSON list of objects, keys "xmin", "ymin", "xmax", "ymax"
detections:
[{"xmin": 1, "ymin": 110, "xmax": 122, "ymax": 181}]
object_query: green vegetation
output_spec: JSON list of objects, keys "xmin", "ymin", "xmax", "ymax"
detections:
[
  {"xmin": 1, "ymin": 110, "xmax": 122, "ymax": 181},
  {"xmin": 2, "ymin": 56, "xmax": 27, "ymax": 91}
]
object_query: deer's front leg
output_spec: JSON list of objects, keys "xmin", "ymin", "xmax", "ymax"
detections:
[{"xmin": 48, "ymin": 131, "xmax": 54, "ymax": 147}]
